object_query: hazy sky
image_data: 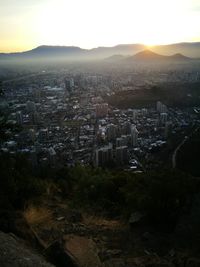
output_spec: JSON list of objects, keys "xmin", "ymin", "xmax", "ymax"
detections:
[{"xmin": 0, "ymin": 0, "xmax": 200, "ymax": 52}]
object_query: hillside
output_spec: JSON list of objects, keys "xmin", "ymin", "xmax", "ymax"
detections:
[
  {"xmin": 0, "ymin": 42, "xmax": 199, "ymax": 62},
  {"xmin": 125, "ymin": 50, "xmax": 191, "ymax": 62}
]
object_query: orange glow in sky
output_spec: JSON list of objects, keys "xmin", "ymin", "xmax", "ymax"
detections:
[{"xmin": 0, "ymin": 0, "xmax": 200, "ymax": 52}]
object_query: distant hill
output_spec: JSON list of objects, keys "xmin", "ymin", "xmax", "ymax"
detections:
[
  {"xmin": 0, "ymin": 42, "xmax": 199, "ymax": 62},
  {"xmin": 0, "ymin": 45, "xmax": 88, "ymax": 61},
  {"xmin": 26, "ymin": 45, "xmax": 86, "ymax": 55},
  {"xmin": 90, "ymin": 44, "xmax": 145, "ymax": 59},
  {"xmin": 125, "ymin": 50, "xmax": 191, "ymax": 62},
  {"xmin": 170, "ymin": 53, "xmax": 190, "ymax": 60},
  {"xmin": 104, "ymin": 54, "xmax": 126, "ymax": 61},
  {"xmin": 151, "ymin": 42, "xmax": 200, "ymax": 58},
  {"xmin": 130, "ymin": 50, "xmax": 164, "ymax": 60}
]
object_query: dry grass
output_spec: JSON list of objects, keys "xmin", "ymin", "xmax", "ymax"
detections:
[
  {"xmin": 83, "ymin": 214, "xmax": 123, "ymax": 229},
  {"xmin": 24, "ymin": 205, "xmax": 53, "ymax": 227}
]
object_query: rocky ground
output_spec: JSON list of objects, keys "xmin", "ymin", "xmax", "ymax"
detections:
[
  {"xmin": 0, "ymin": 231, "xmax": 54, "ymax": 267},
  {"xmin": 18, "ymin": 197, "xmax": 200, "ymax": 267}
]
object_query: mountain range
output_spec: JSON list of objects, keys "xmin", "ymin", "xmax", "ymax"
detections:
[{"xmin": 0, "ymin": 42, "xmax": 200, "ymax": 62}]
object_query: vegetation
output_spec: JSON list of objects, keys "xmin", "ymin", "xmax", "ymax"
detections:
[
  {"xmin": 177, "ymin": 127, "xmax": 200, "ymax": 176},
  {"xmin": 0, "ymin": 151, "xmax": 199, "ymax": 234},
  {"xmin": 0, "ymin": 154, "xmax": 47, "ymax": 210},
  {"xmin": 0, "ymin": 115, "xmax": 199, "ymax": 233},
  {"xmin": 106, "ymin": 82, "xmax": 200, "ymax": 108}
]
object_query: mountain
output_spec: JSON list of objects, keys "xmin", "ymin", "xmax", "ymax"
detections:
[
  {"xmin": 90, "ymin": 44, "xmax": 145, "ymax": 58},
  {"xmin": 26, "ymin": 45, "xmax": 87, "ymax": 55},
  {"xmin": 130, "ymin": 50, "xmax": 165, "ymax": 60},
  {"xmin": 0, "ymin": 45, "xmax": 88, "ymax": 61},
  {"xmin": 0, "ymin": 42, "xmax": 199, "ymax": 62},
  {"xmin": 170, "ymin": 53, "xmax": 190, "ymax": 60},
  {"xmin": 126, "ymin": 50, "xmax": 191, "ymax": 62},
  {"xmin": 151, "ymin": 42, "xmax": 200, "ymax": 58},
  {"xmin": 0, "ymin": 44, "xmax": 145, "ymax": 61}
]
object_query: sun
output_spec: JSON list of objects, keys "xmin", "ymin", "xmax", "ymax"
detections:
[
  {"xmin": 2, "ymin": 0, "xmax": 199, "ymax": 51},
  {"xmin": 34, "ymin": 0, "xmax": 190, "ymax": 48}
]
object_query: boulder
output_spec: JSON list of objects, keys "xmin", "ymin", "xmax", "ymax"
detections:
[{"xmin": 0, "ymin": 231, "xmax": 54, "ymax": 267}]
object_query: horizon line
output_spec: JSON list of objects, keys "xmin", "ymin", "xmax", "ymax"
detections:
[{"xmin": 1, "ymin": 41, "xmax": 200, "ymax": 54}]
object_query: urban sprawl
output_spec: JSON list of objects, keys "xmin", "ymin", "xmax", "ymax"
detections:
[{"xmin": 1, "ymin": 70, "xmax": 199, "ymax": 171}]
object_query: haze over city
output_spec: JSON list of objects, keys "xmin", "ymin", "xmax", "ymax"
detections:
[{"xmin": 1, "ymin": 0, "xmax": 200, "ymax": 52}]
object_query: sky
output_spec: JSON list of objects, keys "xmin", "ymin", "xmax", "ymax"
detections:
[{"xmin": 0, "ymin": 0, "xmax": 200, "ymax": 52}]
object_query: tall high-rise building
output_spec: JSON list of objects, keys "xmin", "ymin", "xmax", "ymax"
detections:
[
  {"xmin": 29, "ymin": 129, "xmax": 36, "ymax": 142},
  {"xmin": 115, "ymin": 146, "xmax": 128, "ymax": 165},
  {"xmin": 164, "ymin": 121, "xmax": 172, "ymax": 139},
  {"xmin": 131, "ymin": 125, "xmax": 139, "ymax": 147},
  {"xmin": 156, "ymin": 101, "xmax": 167, "ymax": 113},
  {"xmin": 116, "ymin": 135, "xmax": 129, "ymax": 147},
  {"xmin": 38, "ymin": 129, "xmax": 49, "ymax": 142},
  {"xmin": 160, "ymin": 112, "xmax": 168, "ymax": 124},
  {"xmin": 65, "ymin": 78, "xmax": 74, "ymax": 93},
  {"xmin": 120, "ymin": 122, "xmax": 131, "ymax": 135},
  {"xmin": 16, "ymin": 111, "xmax": 23, "ymax": 125},
  {"xmin": 30, "ymin": 111, "xmax": 40, "ymax": 125},
  {"xmin": 141, "ymin": 108, "xmax": 148, "ymax": 116},
  {"xmin": 132, "ymin": 110, "xmax": 138, "ymax": 121},
  {"xmin": 95, "ymin": 143, "xmax": 113, "ymax": 167},
  {"xmin": 26, "ymin": 101, "xmax": 36, "ymax": 113},
  {"xmin": 106, "ymin": 124, "xmax": 117, "ymax": 141}
]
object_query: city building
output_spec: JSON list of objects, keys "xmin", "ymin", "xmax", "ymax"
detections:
[
  {"xmin": 156, "ymin": 101, "xmax": 167, "ymax": 113},
  {"xmin": 16, "ymin": 111, "xmax": 23, "ymax": 125},
  {"xmin": 26, "ymin": 101, "xmax": 36, "ymax": 113},
  {"xmin": 106, "ymin": 124, "xmax": 118, "ymax": 141},
  {"xmin": 65, "ymin": 78, "xmax": 74, "ymax": 93},
  {"xmin": 95, "ymin": 143, "xmax": 113, "ymax": 167},
  {"xmin": 115, "ymin": 146, "xmax": 128, "ymax": 165},
  {"xmin": 131, "ymin": 125, "xmax": 139, "ymax": 147}
]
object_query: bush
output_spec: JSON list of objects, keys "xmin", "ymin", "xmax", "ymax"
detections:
[
  {"xmin": 0, "ymin": 154, "xmax": 46, "ymax": 209},
  {"xmin": 122, "ymin": 170, "xmax": 199, "ymax": 230}
]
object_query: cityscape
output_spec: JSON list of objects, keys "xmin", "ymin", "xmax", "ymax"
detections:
[
  {"xmin": 1, "ymin": 64, "xmax": 200, "ymax": 171},
  {"xmin": 1, "ymin": 0, "xmax": 200, "ymax": 266},
  {"xmin": 1, "ymin": 51, "xmax": 200, "ymax": 267}
]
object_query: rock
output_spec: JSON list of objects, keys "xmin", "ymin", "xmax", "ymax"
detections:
[
  {"xmin": 103, "ymin": 258, "xmax": 126, "ymax": 267},
  {"xmin": 103, "ymin": 256, "xmax": 175, "ymax": 267},
  {"xmin": 0, "ymin": 210, "xmax": 40, "ymax": 248},
  {"xmin": 45, "ymin": 239, "xmax": 79, "ymax": 267},
  {"xmin": 144, "ymin": 249, "xmax": 151, "ymax": 255},
  {"xmin": 63, "ymin": 234, "xmax": 101, "ymax": 267},
  {"xmin": 126, "ymin": 256, "xmax": 174, "ymax": 267},
  {"xmin": 56, "ymin": 216, "xmax": 65, "ymax": 221},
  {"xmin": 168, "ymin": 249, "xmax": 176, "ymax": 257},
  {"xmin": 0, "ymin": 231, "xmax": 54, "ymax": 267},
  {"xmin": 99, "ymin": 249, "xmax": 122, "ymax": 262},
  {"xmin": 106, "ymin": 249, "xmax": 122, "ymax": 256}
]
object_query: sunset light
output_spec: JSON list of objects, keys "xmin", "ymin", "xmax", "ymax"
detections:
[{"xmin": 0, "ymin": 0, "xmax": 200, "ymax": 52}]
